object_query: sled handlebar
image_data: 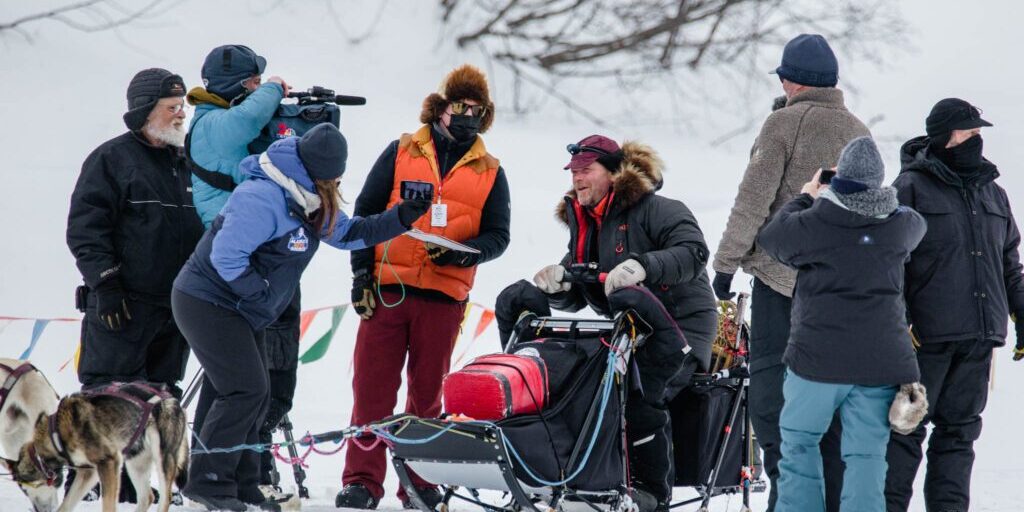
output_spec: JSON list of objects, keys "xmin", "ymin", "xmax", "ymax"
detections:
[{"xmin": 560, "ymin": 263, "xmax": 607, "ymax": 284}]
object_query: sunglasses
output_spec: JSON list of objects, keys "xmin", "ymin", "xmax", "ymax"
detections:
[
  {"xmin": 566, "ymin": 143, "xmax": 613, "ymax": 157},
  {"xmin": 450, "ymin": 101, "xmax": 488, "ymax": 117}
]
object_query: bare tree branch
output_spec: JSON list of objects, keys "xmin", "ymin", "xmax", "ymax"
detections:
[
  {"xmin": 438, "ymin": 0, "xmax": 905, "ymax": 129},
  {"xmin": 0, "ymin": 0, "xmax": 165, "ymax": 35}
]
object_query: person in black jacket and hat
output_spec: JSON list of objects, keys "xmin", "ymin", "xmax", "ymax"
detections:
[
  {"xmin": 67, "ymin": 67, "xmax": 203, "ymax": 395},
  {"xmin": 884, "ymin": 99, "xmax": 1024, "ymax": 512},
  {"xmin": 758, "ymin": 136, "xmax": 926, "ymax": 512},
  {"xmin": 531, "ymin": 135, "xmax": 717, "ymax": 512},
  {"xmin": 66, "ymin": 67, "xmax": 205, "ymax": 503}
]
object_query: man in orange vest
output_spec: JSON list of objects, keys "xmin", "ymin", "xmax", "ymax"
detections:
[{"xmin": 337, "ymin": 64, "xmax": 511, "ymax": 510}]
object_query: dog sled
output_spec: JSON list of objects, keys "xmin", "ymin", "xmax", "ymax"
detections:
[{"xmin": 387, "ymin": 281, "xmax": 763, "ymax": 512}]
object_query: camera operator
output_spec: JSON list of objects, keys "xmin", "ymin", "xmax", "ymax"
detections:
[
  {"xmin": 530, "ymin": 135, "xmax": 716, "ymax": 512},
  {"xmin": 185, "ymin": 44, "xmax": 300, "ymax": 500}
]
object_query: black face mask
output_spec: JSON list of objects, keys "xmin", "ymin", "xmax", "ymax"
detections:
[
  {"xmin": 948, "ymin": 134, "xmax": 983, "ymax": 170},
  {"xmin": 447, "ymin": 115, "xmax": 481, "ymax": 142}
]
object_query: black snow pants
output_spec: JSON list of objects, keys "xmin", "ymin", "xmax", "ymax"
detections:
[
  {"xmin": 172, "ymin": 289, "xmax": 270, "ymax": 501},
  {"xmin": 78, "ymin": 292, "xmax": 190, "ymax": 396},
  {"xmin": 627, "ymin": 357, "xmax": 700, "ymax": 504},
  {"xmin": 885, "ymin": 339, "xmax": 994, "ymax": 512},
  {"xmin": 749, "ymin": 277, "xmax": 844, "ymax": 512}
]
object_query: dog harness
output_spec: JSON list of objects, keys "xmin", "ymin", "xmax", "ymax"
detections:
[
  {"xmin": 46, "ymin": 381, "xmax": 172, "ymax": 463},
  {"xmin": 0, "ymin": 361, "xmax": 40, "ymax": 416}
]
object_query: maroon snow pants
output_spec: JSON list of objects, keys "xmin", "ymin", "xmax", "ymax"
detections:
[{"xmin": 342, "ymin": 291, "xmax": 466, "ymax": 500}]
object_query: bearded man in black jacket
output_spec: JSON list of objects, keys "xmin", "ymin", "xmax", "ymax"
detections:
[
  {"xmin": 67, "ymin": 68, "xmax": 203, "ymax": 396},
  {"xmin": 884, "ymin": 98, "xmax": 1024, "ymax": 512}
]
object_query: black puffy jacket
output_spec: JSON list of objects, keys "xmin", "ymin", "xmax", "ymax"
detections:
[
  {"xmin": 67, "ymin": 132, "xmax": 204, "ymax": 306},
  {"xmin": 895, "ymin": 136, "xmax": 1024, "ymax": 345},
  {"xmin": 548, "ymin": 142, "xmax": 717, "ymax": 371},
  {"xmin": 758, "ymin": 193, "xmax": 926, "ymax": 386}
]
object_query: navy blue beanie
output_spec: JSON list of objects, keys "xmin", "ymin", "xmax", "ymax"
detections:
[
  {"xmin": 772, "ymin": 34, "xmax": 839, "ymax": 88},
  {"xmin": 201, "ymin": 45, "xmax": 267, "ymax": 101},
  {"xmin": 297, "ymin": 124, "xmax": 348, "ymax": 181}
]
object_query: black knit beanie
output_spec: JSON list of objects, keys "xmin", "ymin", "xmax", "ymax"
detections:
[{"xmin": 123, "ymin": 68, "xmax": 185, "ymax": 131}]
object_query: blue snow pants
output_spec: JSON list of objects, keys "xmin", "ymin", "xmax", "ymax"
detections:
[{"xmin": 777, "ymin": 370, "xmax": 897, "ymax": 512}]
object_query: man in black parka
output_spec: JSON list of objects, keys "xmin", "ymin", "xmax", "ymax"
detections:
[
  {"xmin": 884, "ymin": 98, "xmax": 1024, "ymax": 512},
  {"xmin": 531, "ymin": 135, "xmax": 717, "ymax": 511},
  {"xmin": 67, "ymin": 68, "xmax": 203, "ymax": 396}
]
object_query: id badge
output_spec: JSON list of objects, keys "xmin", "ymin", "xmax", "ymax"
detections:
[{"xmin": 431, "ymin": 203, "xmax": 448, "ymax": 227}]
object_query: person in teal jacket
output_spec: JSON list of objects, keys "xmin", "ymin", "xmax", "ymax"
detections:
[{"xmin": 186, "ymin": 44, "xmax": 291, "ymax": 227}]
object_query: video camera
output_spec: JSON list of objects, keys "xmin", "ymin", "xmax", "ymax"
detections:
[
  {"xmin": 248, "ymin": 86, "xmax": 367, "ymax": 155},
  {"xmin": 287, "ymin": 86, "xmax": 366, "ymax": 106}
]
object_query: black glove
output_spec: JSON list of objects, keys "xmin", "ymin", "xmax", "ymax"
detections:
[
  {"xmin": 396, "ymin": 199, "xmax": 431, "ymax": 229},
  {"xmin": 1013, "ymin": 311, "xmax": 1023, "ymax": 362},
  {"xmin": 425, "ymin": 242, "xmax": 477, "ymax": 267},
  {"xmin": 352, "ymin": 271, "xmax": 376, "ymax": 320},
  {"xmin": 712, "ymin": 272, "xmax": 735, "ymax": 301},
  {"xmin": 94, "ymin": 279, "xmax": 131, "ymax": 331}
]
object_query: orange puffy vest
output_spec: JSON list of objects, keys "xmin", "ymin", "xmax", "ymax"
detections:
[{"xmin": 373, "ymin": 125, "xmax": 500, "ymax": 301}]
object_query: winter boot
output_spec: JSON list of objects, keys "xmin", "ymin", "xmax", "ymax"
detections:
[
  {"xmin": 240, "ymin": 485, "xmax": 297, "ymax": 511},
  {"xmin": 631, "ymin": 487, "xmax": 659, "ymax": 512},
  {"xmin": 335, "ymin": 483, "xmax": 380, "ymax": 509},
  {"xmin": 401, "ymin": 486, "xmax": 444, "ymax": 510},
  {"xmin": 183, "ymin": 491, "xmax": 247, "ymax": 512}
]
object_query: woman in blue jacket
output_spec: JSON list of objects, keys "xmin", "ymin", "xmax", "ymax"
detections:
[{"xmin": 172, "ymin": 124, "xmax": 429, "ymax": 512}]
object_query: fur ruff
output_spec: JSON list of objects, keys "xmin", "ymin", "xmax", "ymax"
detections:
[{"xmin": 556, "ymin": 140, "xmax": 664, "ymax": 224}]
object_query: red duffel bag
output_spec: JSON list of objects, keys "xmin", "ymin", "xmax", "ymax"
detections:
[{"xmin": 443, "ymin": 354, "xmax": 549, "ymax": 420}]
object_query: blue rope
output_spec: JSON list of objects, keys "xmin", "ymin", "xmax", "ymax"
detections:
[
  {"xmin": 497, "ymin": 351, "xmax": 618, "ymax": 487},
  {"xmin": 370, "ymin": 422, "xmax": 458, "ymax": 445}
]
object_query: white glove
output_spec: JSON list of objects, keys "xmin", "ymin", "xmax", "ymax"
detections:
[
  {"xmin": 604, "ymin": 259, "xmax": 646, "ymax": 296},
  {"xmin": 533, "ymin": 264, "xmax": 571, "ymax": 294}
]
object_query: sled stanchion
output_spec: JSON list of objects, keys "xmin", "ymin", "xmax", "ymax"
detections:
[
  {"xmin": 279, "ymin": 414, "xmax": 310, "ymax": 499},
  {"xmin": 394, "ymin": 457, "xmax": 432, "ymax": 512}
]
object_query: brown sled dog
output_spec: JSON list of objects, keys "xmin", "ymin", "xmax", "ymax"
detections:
[{"xmin": 6, "ymin": 383, "xmax": 188, "ymax": 512}]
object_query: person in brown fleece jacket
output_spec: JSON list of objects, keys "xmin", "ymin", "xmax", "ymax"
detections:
[{"xmin": 711, "ymin": 34, "xmax": 870, "ymax": 512}]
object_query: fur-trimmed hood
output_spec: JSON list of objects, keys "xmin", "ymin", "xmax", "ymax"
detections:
[
  {"xmin": 420, "ymin": 64, "xmax": 495, "ymax": 134},
  {"xmin": 555, "ymin": 140, "xmax": 664, "ymax": 225}
]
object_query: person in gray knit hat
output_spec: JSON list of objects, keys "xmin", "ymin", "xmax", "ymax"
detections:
[
  {"xmin": 756, "ymin": 136, "xmax": 926, "ymax": 512},
  {"xmin": 819, "ymin": 136, "xmax": 899, "ymax": 218}
]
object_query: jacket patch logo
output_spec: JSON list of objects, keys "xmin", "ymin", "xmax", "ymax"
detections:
[
  {"xmin": 288, "ymin": 228, "xmax": 309, "ymax": 252},
  {"xmin": 276, "ymin": 122, "xmax": 296, "ymax": 139}
]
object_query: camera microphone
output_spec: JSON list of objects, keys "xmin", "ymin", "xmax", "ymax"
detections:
[{"xmin": 333, "ymin": 95, "xmax": 366, "ymax": 106}]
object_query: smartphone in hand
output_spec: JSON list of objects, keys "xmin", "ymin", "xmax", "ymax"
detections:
[
  {"xmin": 400, "ymin": 180, "xmax": 434, "ymax": 201},
  {"xmin": 819, "ymin": 169, "xmax": 837, "ymax": 185}
]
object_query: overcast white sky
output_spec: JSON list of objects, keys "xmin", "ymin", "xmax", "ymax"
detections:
[{"xmin": 0, "ymin": 0, "xmax": 1019, "ymax": 313}]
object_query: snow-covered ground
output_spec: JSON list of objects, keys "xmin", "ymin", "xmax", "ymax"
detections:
[{"xmin": 1, "ymin": 1, "xmax": 1021, "ymax": 510}]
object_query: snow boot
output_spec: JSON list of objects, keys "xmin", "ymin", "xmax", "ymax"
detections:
[{"xmin": 335, "ymin": 483, "xmax": 380, "ymax": 510}]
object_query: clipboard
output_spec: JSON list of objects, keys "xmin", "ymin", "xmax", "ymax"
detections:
[{"xmin": 403, "ymin": 229, "xmax": 481, "ymax": 254}]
